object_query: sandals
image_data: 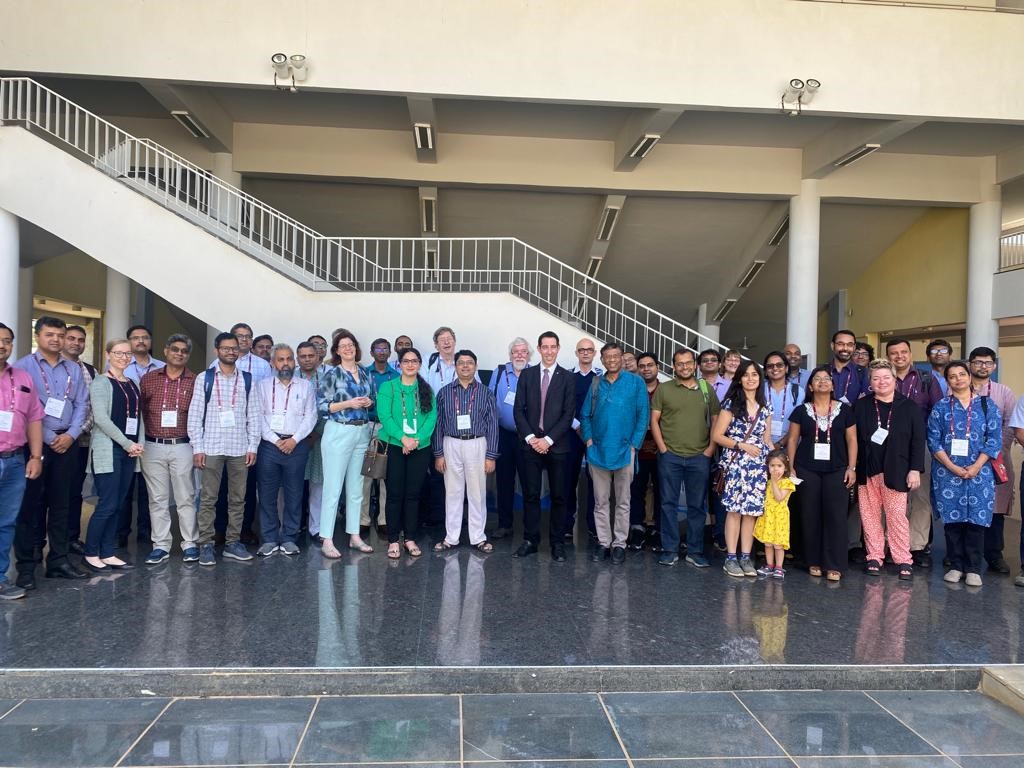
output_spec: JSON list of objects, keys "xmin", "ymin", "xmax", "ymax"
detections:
[
  {"xmin": 433, "ymin": 540, "xmax": 458, "ymax": 552},
  {"xmin": 826, "ymin": 570, "xmax": 842, "ymax": 582},
  {"xmin": 320, "ymin": 540, "xmax": 342, "ymax": 559},
  {"xmin": 866, "ymin": 559, "xmax": 882, "ymax": 575},
  {"xmin": 387, "ymin": 543, "xmax": 401, "ymax": 560},
  {"xmin": 405, "ymin": 541, "xmax": 422, "ymax": 558},
  {"xmin": 474, "ymin": 540, "xmax": 493, "ymax": 553},
  {"xmin": 898, "ymin": 564, "xmax": 913, "ymax": 580},
  {"xmin": 349, "ymin": 539, "xmax": 373, "ymax": 554},
  {"xmin": 809, "ymin": 566, "xmax": 823, "ymax": 578}
]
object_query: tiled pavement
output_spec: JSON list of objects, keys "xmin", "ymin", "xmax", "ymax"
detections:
[{"xmin": 1, "ymin": 689, "xmax": 1023, "ymax": 768}]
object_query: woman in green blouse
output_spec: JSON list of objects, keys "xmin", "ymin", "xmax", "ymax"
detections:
[{"xmin": 376, "ymin": 347, "xmax": 437, "ymax": 559}]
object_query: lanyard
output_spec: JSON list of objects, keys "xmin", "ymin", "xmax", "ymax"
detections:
[
  {"xmin": 35, "ymin": 356, "xmax": 72, "ymax": 399},
  {"xmin": 215, "ymin": 370, "xmax": 240, "ymax": 410},
  {"xmin": 874, "ymin": 398, "xmax": 894, "ymax": 431},
  {"xmin": 455, "ymin": 383, "xmax": 478, "ymax": 418},
  {"xmin": 435, "ymin": 358, "xmax": 453, "ymax": 384},
  {"xmin": 948, "ymin": 395, "xmax": 973, "ymax": 439},
  {"xmin": 898, "ymin": 371, "xmax": 918, "ymax": 401},
  {"xmin": 833, "ymin": 364, "xmax": 855, "ymax": 401},
  {"xmin": 503, "ymin": 365, "xmax": 515, "ymax": 391},
  {"xmin": 271, "ymin": 378, "xmax": 292, "ymax": 416},
  {"xmin": 400, "ymin": 384, "xmax": 420, "ymax": 420},
  {"xmin": 161, "ymin": 373, "xmax": 184, "ymax": 412},
  {"xmin": 765, "ymin": 382, "xmax": 796, "ymax": 410},
  {"xmin": 1, "ymin": 367, "xmax": 15, "ymax": 410},
  {"xmin": 109, "ymin": 375, "xmax": 139, "ymax": 419},
  {"xmin": 812, "ymin": 402, "xmax": 834, "ymax": 445}
]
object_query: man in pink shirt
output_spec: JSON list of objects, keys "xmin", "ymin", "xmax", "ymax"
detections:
[{"xmin": 0, "ymin": 322, "xmax": 44, "ymax": 600}]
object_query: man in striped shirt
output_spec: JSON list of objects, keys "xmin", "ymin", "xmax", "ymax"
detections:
[{"xmin": 432, "ymin": 350, "xmax": 499, "ymax": 552}]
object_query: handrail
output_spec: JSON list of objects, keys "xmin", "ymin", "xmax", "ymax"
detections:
[
  {"xmin": 0, "ymin": 76, "xmax": 729, "ymax": 368},
  {"xmin": 1001, "ymin": 231, "xmax": 1024, "ymax": 272}
]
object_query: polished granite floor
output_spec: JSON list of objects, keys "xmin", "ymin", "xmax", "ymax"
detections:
[
  {"xmin": 1, "ymin": 689, "xmax": 1023, "ymax": 767},
  {"xmin": 2, "ymin": 517, "xmax": 1024, "ymax": 668}
]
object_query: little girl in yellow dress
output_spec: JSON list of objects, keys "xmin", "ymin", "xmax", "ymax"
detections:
[{"xmin": 754, "ymin": 449, "xmax": 795, "ymax": 579}]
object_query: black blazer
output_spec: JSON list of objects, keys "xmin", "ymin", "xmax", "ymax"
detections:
[
  {"xmin": 513, "ymin": 363, "xmax": 576, "ymax": 453},
  {"xmin": 854, "ymin": 393, "xmax": 926, "ymax": 492}
]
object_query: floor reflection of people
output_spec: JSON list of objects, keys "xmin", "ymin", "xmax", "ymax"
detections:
[
  {"xmin": 719, "ymin": 582, "xmax": 761, "ymax": 664},
  {"xmin": 588, "ymin": 567, "xmax": 630, "ymax": 663},
  {"xmin": 317, "ymin": 557, "xmax": 363, "ymax": 667},
  {"xmin": 437, "ymin": 553, "xmax": 484, "ymax": 666},
  {"xmin": 751, "ymin": 580, "xmax": 789, "ymax": 663},
  {"xmin": 854, "ymin": 579, "xmax": 910, "ymax": 664}
]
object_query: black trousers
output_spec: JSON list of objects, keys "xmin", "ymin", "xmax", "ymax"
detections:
[
  {"xmin": 984, "ymin": 513, "xmax": 1005, "ymax": 564},
  {"xmin": 67, "ymin": 444, "xmax": 90, "ymax": 543},
  {"xmin": 947, "ymin": 521, "xmax": 985, "ymax": 575},
  {"xmin": 385, "ymin": 444, "xmax": 431, "ymax": 544},
  {"xmin": 629, "ymin": 455, "xmax": 660, "ymax": 529},
  {"xmin": 495, "ymin": 428, "xmax": 525, "ymax": 530},
  {"xmin": 117, "ymin": 472, "xmax": 151, "ymax": 543},
  {"xmin": 521, "ymin": 447, "xmax": 568, "ymax": 547},
  {"xmin": 796, "ymin": 466, "xmax": 848, "ymax": 575},
  {"xmin": 15, "ymin": 443, "xmax": 74, "ymax": 571}
]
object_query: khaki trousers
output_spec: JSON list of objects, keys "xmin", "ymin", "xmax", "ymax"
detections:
[
  {"xmin": 141, "ymin": 442, "xmax": 198, "ymax": 552},
  {"xmin": 591, "ymin": 462, "xmax": 634, "ymax": 549}
]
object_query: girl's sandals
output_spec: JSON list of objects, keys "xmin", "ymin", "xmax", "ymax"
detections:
[
  {"xmin": 405, "ymin": 541, "xmax": 422, "ymax": 557},
  {"xmin": 809, "ymin": 566, "xmax": 823, "ymax": 578},
  {"xmin": 826, "ymin": 570, "xmax": 842, "ymax": 582},
  {"xmin": 865, "ymin": 559, "xmax": 882, "ymax": 576},
  {"xmin": 387, "ymin": 543, "xmax": 401, "ymax": 560},
  {"xmin": 474, "ymin": 540, "xmax": 493, "ymax": 553},
  {"xmin": 433, "ymin": 540, "xmax": 458, "ymax": 552}
]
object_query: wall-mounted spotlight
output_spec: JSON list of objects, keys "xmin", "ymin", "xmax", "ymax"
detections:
[
  {"xmin": 780, "ymin": 77, "xmax": 821, "ymax": 115},
  {"xmin": 271, "ymin": 52, "xmax": 309, "ymax": 92}
]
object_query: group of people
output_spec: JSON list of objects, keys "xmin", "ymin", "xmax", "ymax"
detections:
[{"xmin": 1, "ymin": 317, "xmax": 1022, "ymax": 602}]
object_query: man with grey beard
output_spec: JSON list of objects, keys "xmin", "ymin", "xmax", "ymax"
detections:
[
  {"xmin": 487, "ymin": 337, "xmax": 533, "ymax": 539},
  {"xmin": 254, "ymin": 344, "xmax": 317, "ymax": 557}
]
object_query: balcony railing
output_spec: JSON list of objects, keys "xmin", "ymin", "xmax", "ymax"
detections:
[
  {"xmin": 1000, "ymin": 231, "xmax": 1024, "ymax": 272},
  {"xmin": 0, "ymin": 76, "xmax": 728, "ymax": 370}
]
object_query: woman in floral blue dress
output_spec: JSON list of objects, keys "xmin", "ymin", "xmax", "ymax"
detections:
[
  {"xmin": 712, "ymin": 360, "xmax": 774, "ymax": 578},
  {"xmin": 927, "ymin": 360, "xmax": 1001, "ymax": 587}
]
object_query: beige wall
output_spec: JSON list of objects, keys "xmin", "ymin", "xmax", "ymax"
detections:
[{"xmin": 846, "ymin": 208, "xmax": 969, "ymax": 335}]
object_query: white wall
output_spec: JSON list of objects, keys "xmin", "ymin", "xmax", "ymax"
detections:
[
  {"xmin": 0, "ymin": 126, "xmax": 592, "ymax": 368},
  {"xmin": 4, "ymin": 0, "xmax": 1024, "ymax": 121}
]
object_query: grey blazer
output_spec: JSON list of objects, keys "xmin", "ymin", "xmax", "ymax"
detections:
[{"xmin": 88, "ymin": 375, "xmax": 144, "ymax": 474}]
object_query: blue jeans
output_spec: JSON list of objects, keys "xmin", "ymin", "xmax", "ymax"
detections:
[
  {"xmin": 0, "ymin": 453, "xmax": 28, "ymax": 584},
  {"xmin": 87, "ymin": 448, "xmax": 136, "ymax": 558},
  {"xmin": 658, "ymin": 451, "xmax": 711, "ymax": 557},
  {"xmin": 258, "ymin": 439, "xmax": 311, "ymax": 544}
]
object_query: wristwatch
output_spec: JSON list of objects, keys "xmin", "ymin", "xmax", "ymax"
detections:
[{"xmin": 30, "ymin": 455, "xmax": 43, "ymax": 462}]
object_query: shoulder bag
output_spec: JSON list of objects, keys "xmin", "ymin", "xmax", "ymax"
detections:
[{"xmin": 360, "ymin": 424, "xmax": 388, "ymax": 480}]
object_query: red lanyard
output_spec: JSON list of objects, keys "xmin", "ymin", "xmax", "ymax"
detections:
[
  {"xmin": 812, "ymin": 403, "xmax": 833, "ymax": 445},
  {"xmin": 271, "ymin": 379, "xmax": 291, "ymax": 416},
  {"xmin": 215, "ymin": 370, "xmax": 240, "ymax": 409},
  {"xmin": 109, "ymin": 375, "xmax": 138, "ymax": 419},
  {"xmin": 833, "ymin": 364, "xmax": 854, "ymax": 401},
  {"xmin": 898, "ymin": 371, "xmax": 918, "ymax": 401},
  {"xmin": 161, "ymin": 373, "xmax": 184, "ymax": 412},
  {"xmin": 948, "ymin": 395, "xmax": 973, "ymax": 439},
  {"xmin": 874, "ymin": 398, "xmax": 894, "ymax": 431},
  {"xmin": 455, "ymin": 382, "xmax": 478, "ymax": 417},
  {"xmin": 35, "ymin": 356, "xmax": 72, "ymax": 399}
]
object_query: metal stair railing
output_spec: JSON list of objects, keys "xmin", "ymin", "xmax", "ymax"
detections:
[
  {"xmin": 0, "ymin": 77, "xmax": 729, "ymax": 369},
  {"xmin": 1001, "ymin": 231, "xmax": 1024, "ymax": 272}
]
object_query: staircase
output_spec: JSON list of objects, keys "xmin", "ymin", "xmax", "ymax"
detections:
[{"xmin": 0, "ymin": 77, "xmax": 726, "ymax": 370}]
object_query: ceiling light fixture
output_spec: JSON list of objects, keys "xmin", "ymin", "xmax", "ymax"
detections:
[
  {"xmin": 737, "ymin": 261, "xmax": 766, "ymax": 289},
  {"xmin": 833, "ymin": 143, "xmax": 881, "ymax": 168},
  {"xmin": 713, "ymin": 299, "xmax": 737, "ymax": 323},
  {"xmin": 767, "ymin": 214, "xmax": 789, "ymax": 247},
  {"xmin": 414, "ymin": 123, "xmax": 434, "ymax": 151},
  {"xmin": 628, "ymin": 133, "xmax": 661, "ymax": 159},
  {"xmin": 271, "ymin": 52, "xmax": 308, "ymax": 92},
  {"xmin": 421, "ymin": 196, "xmax": 437, "ymax": 233},
  {"xmin": 170, "ymin": 110, "xmax": 210, "ymax": 139},
  {"xmin": 596, "ymin": 206, "xmax": 621, "ymax": 241}
]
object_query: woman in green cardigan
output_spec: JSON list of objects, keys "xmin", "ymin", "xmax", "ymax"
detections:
[
  {"xmin": 84, "ymin": 339, "xmax": 145, "ymax": 572},
  {"xmin": 377, "ymin": 347, "xmax": 437, "ymax": 559}
]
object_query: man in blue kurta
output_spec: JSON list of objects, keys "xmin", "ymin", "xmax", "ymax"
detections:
[{"xmin": 581, "ymin": 342, "xmax": 649, "ymax": 565}]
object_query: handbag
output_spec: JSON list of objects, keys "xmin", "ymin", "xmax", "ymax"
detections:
[
  {"xmin": 712, "ymin": 407, "xmax": 761, "ymax": 495},
  {"xmin": 360, "ymin": 425, "xmax": 388, "ymax": 480},
  {"xmin": 979, "ymin": 396, "xmax": 1009, "ymax": 485}
]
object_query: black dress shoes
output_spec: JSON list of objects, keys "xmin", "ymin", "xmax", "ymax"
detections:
[
  {"xmin": 489, "ymin": 527, "xmax": 511, "ymax": 540},
  {"xmin": 988, "ymin": 557, "xmax": 1011, "ymax": 575},
  {"xmin": 611, "ymin": 546, "xmax": 626, "ymax": 565},
  {"xmin": 15, "ymin": 572, "xmax": 36, "ymax": 590},
  {"xmin": 45, "ymin": 563, "xmax": 88, "ymax": 580},
  {"xmin": 513, "ymin": 541, "xmax": 538, "ymax": 558},
  {"xmin": 591, "ymin": 546, "xmax": 610, "ymax": 562},
  {"xmin": 551, "ymin": 543, "xmax": 567, "ymax": 563},
  {"xmin": 69, "ymin": 540, "xmax": 85, "ymax": 555}
]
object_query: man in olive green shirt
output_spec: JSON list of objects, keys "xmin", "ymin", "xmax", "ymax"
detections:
[{"xmin": 650, "ymin": 348, "xmax": 720, "ymax": 567}]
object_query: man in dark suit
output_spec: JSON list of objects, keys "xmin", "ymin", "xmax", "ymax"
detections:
[{"xmin": 512, "ymin": 331, "xmax": 576, "ymax": 562}]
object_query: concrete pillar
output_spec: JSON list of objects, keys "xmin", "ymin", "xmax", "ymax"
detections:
[
  {"xmin": 17, "ymin": 266, "xmax": 33, "ymax": 358},
  {"xmin": 0, "ymin": 209, "xmax": 18, "ymax": 344},
  {"xmin": 786, "ymin": 179, "xmax": 820, "ymax": 369},
  {"xmin": 105, "ymin": 267, "xmax": 131, "ymax": 344},
  {"xmin": 966, "ymin": 184, "xmax": 1001, "ymax": 355},
  {"xmin": 696, "ymin": 303, "xmax": 720, "ymax": 344}
]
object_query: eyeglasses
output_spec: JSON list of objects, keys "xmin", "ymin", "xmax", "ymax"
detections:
[
  {"xmin": 765, "ymin": 362, "xmax": 786, "ymax": 369},
  {"xmin": 109, "ymin": 351, "xmax": 132, "ymax": 358},
  {"xmin": 218, "ymin": 346, "xmax": 240, "ymax": 353},
  {"xmin": 676, "ymin": 361, "xmax": 695, "ymax": 367},
  {"xmin": 128, "ymin": 335, "xmax": 150, "ymax": 342},
  {"xmin": 576, "ymin": 348, "xmax": 595, "ymax": 354},
  {"xmin": 928, "ymin": 348, "xmax": 950, "ymax": 355},
  {"xmin": 811, "ymin": 377, "xmax": 832, "ymax": 384},
  {"xmin": 234, "ymin": 333, "xmax": 253, "ymax": 341},
  {"xmin": 699, "ymin": 357, "xmax": 718, "ymax": 364},
  {"xmin": 166, "ymin": 346, "xmax": 190, "ymax": 355},
  {"xmin": 371, "ymin": 346, "xmax": 390, "ymax": 352},
  {"xmin": 971, "ymin": 360, "xmax": 996, "ymax": 368},
  {"xmin": 400, "ymin": 358, "xmax": 420, "ymax": 365},
  {"xmin": 336, "ymin": 344, "xmax": 356, "ymax": 352}
]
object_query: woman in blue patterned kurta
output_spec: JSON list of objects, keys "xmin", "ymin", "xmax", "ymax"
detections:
[{"xmin": 926, "ymin": 361, "xmax": 1001, "ymax": 586}]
